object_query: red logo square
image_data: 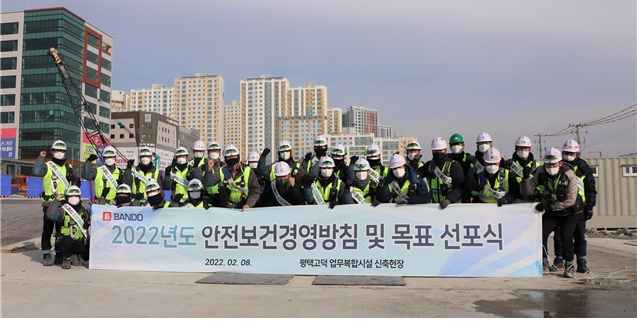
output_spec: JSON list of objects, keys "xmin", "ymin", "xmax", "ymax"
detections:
[{"xmin": 103, "ymin": 212, "xmax": 112, "ymax": 221}]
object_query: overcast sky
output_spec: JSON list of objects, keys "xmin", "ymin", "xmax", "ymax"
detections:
[{"xmin": 4, "ymin": 0, "xmax": 636, "ymax": 157}]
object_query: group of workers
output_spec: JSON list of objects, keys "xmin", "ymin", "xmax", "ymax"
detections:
[{"xmin": 33, "ymin": 132, "xmax": 597, "ymax": 277}]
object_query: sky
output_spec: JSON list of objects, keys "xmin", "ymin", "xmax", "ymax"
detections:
[{"xmin": 3, "ymin": 0, "xmax": 636, "ymax": 158}]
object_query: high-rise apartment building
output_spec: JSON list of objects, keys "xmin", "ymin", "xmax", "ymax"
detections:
[
  {"xmin": 223, "ymin": 100, "xmax": 243, "ymax": 147},
  {"xmin": 342, "ymin": 106, "xmax": 379, "ymax": 137},
  {"xmin": 111, "ymin": 90, "xmax": 128, "ymax": 112},
  {"xmin": 378, "ymin": 124, "xmax": 392, "ymax": 139},
  {"xmin": 173, "ymin": 73, "xmax": 224, "ymax": 146},
  {"xmin": 1, "ymin": 7, "xmax": 114, "ymax": 163},
  {"xmin": 327, "ymin": 106, "xmax": 342, "ymax": 135},
  {"xmin": 130, "ymin": 84, "xmax": 173, "ymax": 116}
]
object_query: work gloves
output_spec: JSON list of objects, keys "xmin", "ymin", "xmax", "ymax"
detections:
[
  {"xmin": 497, "ymin": 197, "xmax": 508, "ymax": 207},
  {"xmin": 86, "ymin": 154, "xmax": 98, "ymax": 162},
  {"xmin": 439, "ymin": 199, "xmax": 451, "ymax": 210}
]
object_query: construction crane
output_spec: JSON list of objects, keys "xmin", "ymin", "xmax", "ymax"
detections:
[{"xmin": 48, "ymin": 47, "xmax": 127, "ymax": 164}]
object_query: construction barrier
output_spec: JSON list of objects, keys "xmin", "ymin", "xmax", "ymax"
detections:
[{"xmin": 0, "ymin": 174, "xmax": 11, "ymax": 196}]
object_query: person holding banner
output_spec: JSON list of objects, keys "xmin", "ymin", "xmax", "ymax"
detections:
[
  {"xmin": 505, "ymin": 136, "xmax": 541, "ymax": 202},
  {"xmin": 205, "ymin": 144, "xmax": 261, "ymax": 211},
  {"xmin": 115, "ymin": 184, "xmax": 134, "ymax": 207},
  {"xmin": 448, "ymin": 133, "xmax": 476, "ymax": 203},
  {"xmin": 203, "ymin": 141, "xmax": 225, "ymax": 206},
  {"xmin": 420, "ymin": 137, "xmax": 464, "ymax": 209},
  {"xmin": 374, "ymin": 154, "xmax": 430, "ymax": 206},
  {"xmin": 164, "ymin": 147, "xmax": 203, "ymax": 207},
  {"xmin": 182, "ymin": 179, "xmax": 209, "ymax": 209},
  {"xmin": 46, "ymin": 186, "xmax": 90, "ymax": 269},
  {"xmin": 365, "ymin": 143, "xmax": 390, "ymax": 179},
  {"xmin": 258, "ymin": 140, "xmax": 306, "ymax": 185},
  {"xmin": 33, "ymin": 140, "xmax": 82, "ymax": 266},
  {"xmin": 145, "ymin": 180, "xmax": 170, "ymax": 209},
  {"xmin": 350, "ymin": 158, "xmax": 378, "ymax": 204},
  {"xmin": 131, "ymin": 147, "xmax": 163, "ymax": 206},
  {"xmin": 331, "ymin": 144, "xmax": 354, "ymax": 188},
  {"xmin": 302, "ymin": 157, "xmax": 350, "ymax": 208},
  {"xmin": 84, "ymin": 146, "xmax": 133, "ymax": 206},
  {"xmin": 300, "ymin": 135, "xmax": 329, "ymax": 176},
  {"xmin": 470, "ymin": 147, "xmax": 520, "ymax": 206},
  {"xmin": 189, "ymin": 140, "xmax": 207, "ymax": 170},
  {"xmin": 521, "ymin": 147, "xmax": 586, "ymax": 278},
  {"xmin": 261, "ymin": 162, "xmax": 305, "ymax": 206}
]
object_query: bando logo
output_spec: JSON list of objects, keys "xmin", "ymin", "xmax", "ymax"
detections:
[{"xmin": 103, "ymin": 212, "xmax": 112, "ymax": 221}]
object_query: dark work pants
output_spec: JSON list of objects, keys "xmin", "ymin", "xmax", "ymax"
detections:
[
  {"xmin": 58, "ymin": 236, "xmax": 88, "ymax": 260},
  {"xmin": 542, "ymin": 214, "xmax": 580, "ymax": 262},
  {"xmin": 41, "ymin": 206, "xmax": 61, "ymax": 252},
  {"xmin": 553, "ymin": 219, "xmax": 587, "ymax": 259}
]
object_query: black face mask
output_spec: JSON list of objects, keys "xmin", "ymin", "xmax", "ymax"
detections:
[
  {"xmin": 333, "ymin": 158, "xmax": 344, "ymax": 169},
  {"xmin": 432, "ymin": 153, "xmax": 446, "ymax": 162},
  {"xmin": 116, "ymin": 195, "xmax": 131, "ymax": 206},
  {"xmin": 52, "ymin": 157, "xmax": 67, "ymax": 166},
  {"xmin": 175, "ymin": 162, "xmax": 188, "ymax": 171},
  {"xmin": 225, "ymin": 157, "xmax": 239, "ymax": 167},
  {"xmin": 314, "ymin": 147, "xmax": 327, "ymax": 157},
  {"xmin": 276, "ymin": 179, "xmax": 289, "ymax": 190},
  {"xmin": 368, "ymin": 158, "xmax": 381, "ymax": 167},
  {"xmin": 148, "ymin": 193, "xmax": 163, "ymax": 205}
]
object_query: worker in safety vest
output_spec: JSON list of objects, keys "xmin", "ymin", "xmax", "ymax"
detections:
[
  {"xmin": 365, "ymin": 143, "xmax": 390, "ymax": 178},
  {"xmin": 303, "ymin": 157, "xmax": 350, "ymax": 208},
  {"xmin": 33, "ymin": 140, "xmax": 81, "ymax": 266},
  {"xmin": 405, "ymin": 140, "xmax": 426, "ymax": 174},
  {"xmin": 552, "ymin": 140, "xmax": 597, "ymax": 274},
  {"xmin": 470, "ymin": 147, "xmax": 520, "ymax": 206},
  {"xmin": 300, "ymin": 135, "xmax": 329, "ymax": 177},
  {"xmin": 261, "ymin": 161, "xmax": 305, "ymax": 207},
  {"xmin": 203, "ymin": 141, "xmax": 224, "ymax": 206},
  {"xmin": 521, "ymin": 147, "xmax": 586, "ymax": 278},
  {"xmin": 205, "ymin": 144, "xmax": 260, "ymax": 210},
  {"xmin": 182, "ymin": 179, "xmax": 209, "ymax": 209},
  {"xmin": 504, "ymin": 136, "xmax": 541, "ymax": 202},
  {"xmin": 164, "ymin": 147, "xmax": 203, "ymax": 206},
  {"xmin": 374, "ymin": 154, "xmax": 430, "ymax": 206},
  {"xmin": 420, "ymin": 137, "xmax": 464, "ymax": 210},
  {"xmin": 145, "ymin": 179, "xmax": 170, "ymax": 209},
  {"xmin": 189, "ymin": 140, "xmax": 207, "ymax": 170},
  {"xmin": 131, "ymin": 146, "xmax": 163, "ymax": 206},
  {"xmin": 349, "ymin": 158, "xmax": 378, "ymax": 204},
  {"xmin": 448, "ymin": 133, "xmax": 476, "ymax": 203},
  {"xmin": 258, "ymin": 140, "xmax": 306, "ymax": 184},
  {"xmin": 330, "ymin": 144, "xmax": 354, "ymax": 188},
  {"xmin": 84, "ymin": 146, "xmax": 133, "ymax": 206},
  {"xmin": 46, "ymin": 186, "xmax": 90, "ymax": 269}
]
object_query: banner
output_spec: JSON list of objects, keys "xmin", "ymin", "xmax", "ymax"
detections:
[
  {"xmin": 90, "ymin": 203, "xmax": 542, "ymax": 277},
  {"xmin": 0, "ymin": 127, "xmax": 17, "ymax": 159}
]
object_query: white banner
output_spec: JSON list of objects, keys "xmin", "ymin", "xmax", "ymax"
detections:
[{"xmin": 90, "ymin": 203, "xmax": 542, "ymax": 277}]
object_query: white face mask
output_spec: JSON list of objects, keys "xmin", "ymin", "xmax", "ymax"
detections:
[
  {"xmin": 279, "ymin": 151, "xmax": 291, "ymax": 160},
  {"xmin": 355, "ymin": 171, "xmax": 368, "ymax": 180},
  {"xmin": 545, "ymin": 166, "xmax": 559, "ymax": 176},
  {"xmin": 67, "ymin": 197, "xmax": 80, "ymax": 206},
  {"xmin": 189, "ymin": 191, "xmax": 201, "ymax": 199},
  {"xmin": 407, "ymin": 153, "xmax": 417, "ymax": 161},
  {"xmin": 248, "ymin": 162, "xmax": 258, "ymax": 169},
  {"xmin": 140, "ymin": 157, "xmax": 151, "ymax": 165},
  {"xmin": 517, "ymin": 151, "xmax": 529, "ymax": 159},
  {"xmin": 477, "ymin": 144, "xmax": 490, "ymax": 153},
  {"xmin": 563, "ymin": 155, "xmax": 575, "ymax": 162},
  {"xmin": 320, "ymin": 168, "xmax": 333, "ymax": 178},
  {"xmin": 451, "ymin": 146, "xmax": 463, "ymax": 154},
  {"xmin": 104, "ymin": 158, "xmax": 116, "ymax": 166},
  {"xmin": 176, "ymin": 157, "xmax": 187, "ymax": 165},
  {"xmin": 53, "ymin": 152, "xmax": 66, "ymax": 160},
  {"xmin": 194, "ymin": 151, "xmax": 205, "ymax": 158},
  {"xmin": 486, "ymin": 165, "xmax": 499, "ymax": 174},
  {"xmin": 393, "ymin": 168, "xmax": 406, "ymax": 178},
  {"xmin": 209, "ymin": 152, "xmax": 220, "ymax": 160}
]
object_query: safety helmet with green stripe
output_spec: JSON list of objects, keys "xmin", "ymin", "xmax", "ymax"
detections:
[
  {"xmin": 406, "ymin": 140, "xmax": 421, "ymax": 151},
  {"xmin": 223, "ymin": 144, "xmax": 240, "ymax": 156},
  {"xmin": 278, "ymin": 140, "xmax": 292, "ymax": 151},
  {"xmin": 116, "ymin": 184, "xmax": 132, "ymax": 194},
  {"xmin": 354, "ymin": 158, "xmax": 371, "ymax": 171},
  {"xmin": 207, "ymin": 141, "xmax": 221, "ymax": 150},
  {"xmin": 313, "ymin": 135, "xmax": 328, "ymax": 147},
  {"xmin": 51, "ymin": 140, "xmax": 67, "ymax": 151},
  {"xmin": 449, "ymin": 133, "xmax": 464, "ymax": 144},
  {"xmin": 65, "ymin": 186, "xmax": 81, "ymax": 196},
  {"xmin": 139, "ymin": 146, "xmax": 153, "ymax": 157},
  {"xmin": 187, "ymin": 179, "xmax": 204, "ymax": 191},
  {"xmin": 331, "ymin": 144, "xmax": 346, "ymax": 156},
  {"xmin": 103, "ymin": 146, "xmax": 117, "ymax": 157},
  {"xmin": 320, "ymin": 157, "xmax": 336, "ymax": 168},
  {"xmin": 365, "ymin": 144, "xmax": 381, "ymax": 158},
  {"xmin": 175, "ymin": 147, "xmax": 188, "ymax": 157},
  {"xmin": 145, "ymin": 179, "xmax": 161, "ymax": 193}
]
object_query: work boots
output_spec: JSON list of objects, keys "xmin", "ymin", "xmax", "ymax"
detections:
[
  {"xmin": 43, "ymin": 253, "xmax": 53, "ymax": 266},
  {"xmin": 61, "ymin": 258, "xmax": 72, "ymax": 269},
  {"xmin": 553, "ymin": 258, "xmax": 565, "ymax": 271},
  {"xmin": 563, "ymin": 261, "xmax": 575, "ymax": 278},
  {"xmin": 69, "ymin": 254, "xmax": 84, "ymax": 266},
  {"xmin": 577, "ymin": 259, "xmax": 589, "ymax": 273},
  {"xmin": 54, "ymin": 254, "xmax": 63, "ymax": 265}
]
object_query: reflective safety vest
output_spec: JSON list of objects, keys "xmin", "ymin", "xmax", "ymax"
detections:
[
  {"xmin": 186, "ymin": 200, "xmax": 207, "ymax": 208},
  {"xmin": 269, "ymin": 161, "xmax": 301, "ymax": 181},
  {"xmin": 352, "ymin": 182, "xmax": 372, "ymax": 203},
  {"xmin": 61, "ymin": 206, "xmax": 90, "ymax": 240},
  {"xmin": 374, "ymin": 165, "xmax": 389, "ymax": 177},
  {"xmin": 387, "ymin": 178, "xmax": 413, "ymax": 202},
  {"xmin": 206, "ymin": 160, "xmax": 222, "ymax": 196},
  {"xmin": 316, "ymin": 178, "xmax": 342, "ymax": 204},
  {"xmin": 512, "ymin": 159, "xmax": 540, "ymax": 184},
  {"xmin": 132, "ymin": 167, "xmax": 161, "ymax": 200},
  {"xmin": 42, "ymin": 163, "xmax": 73, "ymax": 202},
  {"xmin": 537, "ymin": 171, "xmax": 586, "ymax": 211},
  {"xmin": 95, "ymin": 167, "xmax": 123, "ymax": 201},
  {"xmin": 169, "ymin": 165, "xmax": 193, "ymax": 198},
  {"xmin": 478, "ymin": 169, "xmax": 510, "ymax": 203},
  {"xmin": 427, "ymin": 161, "xmax": 455, "ymax": 203},
  {"xmin": 220, "ymin": 166, "xmax": 251, "ymax": 206}
]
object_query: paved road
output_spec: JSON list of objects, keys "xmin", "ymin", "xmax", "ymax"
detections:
[{"xmin": 0, "ymin": 199, "xmax": 43, "ymax": 247}]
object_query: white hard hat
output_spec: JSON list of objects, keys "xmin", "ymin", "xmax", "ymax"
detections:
[
  {"xmin": 476, "ymin": 132, "xmax": 493, "ymax": 143},
  {"xmin": 187, "ymin": 179, "xmax": 203, "ymax": 191},
  {"xmin": 116, "ymin": 184, "xmax": 132, "ymax": 194},
  {"xmin": 278, "ymin": 140, "xmax": 292, "ymax": 151},
  {"xmin": 406, "ymin": 140, "xmax": 421, "ymax": 150},
  {"xmin": 175, "ymin": 147, "xmax": 188, "ymax": 157},
  {"xmin": 544, "ymin": 147, "xmax": 563, "ymax": 164},
  {"xmin": 365, "ymin": 144, "xmax": 381, "ymax": 157},
  {"xmin": 354, "ymin": 158, "xmax": 371, "ymax": 171},
  {"xmin": 223, "ymin": 144, "xmax": 240, "ymax": 157},
  {"xmin": 247, "ymin": 151, "xmax": 260, "ymax": 162},
  {"xmin": 319, "ymin": 157, "xmax": 335, "ymax": 168},
  {"xmin": 332, "ymin": 144, "xmax": 346, "ymax": 156},
  {"xmin": 193, "ymin": 140, "xmax": 206, "ymax": 151},
  {"xmin": 515, "ymin": 136, "xmax": 532, "ymax": 148},
  {"xmin": 562, "ymin": 140, "xmax": 580, "ymax": 153},
  {"xmin": 313, "ymin": 135, "xmax": 328, "ymax": 146},
  {"xmin": 483, "ymin": 147, "xmax": 502, "ymax": 164},
  {"xmin": 430, "ymin": 137, "xmax": 448, "ymax": 151},
  {"xmin": 51, "ymin": 140, "xmax": 67, "ymax": 151},
  {"xmin": 103, "ymin": 146, "xmax": 117, "ymax": 157},
  {"xmin": 145, "ymin": 179, "xmax": 161, "ymax": 193},
  {"xmin": 139, "ymin": 146, "xmax": 153, "ymax": 157},
  {"xmin": 274, "ymin": 161, "xmax": 291, "ymax": 176},
  {"xmin": 66, "ymin": 186, "xmax": 81, "ymax": 196},
  {"xmin": 389, "ymin": 154, "xmax": 406, "ymax": 169},
  {"xmin": 207, "ymin": 141, "xmax": 221, "ymax": 150}
]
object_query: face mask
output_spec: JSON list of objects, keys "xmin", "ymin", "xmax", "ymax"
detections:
[
  {"xmin": 367, "ymin": 158, "xmax": 381, "ymax": 167},
  {"xmin": 451, "ymin": 146, "xmax": 463, "ymax": 154},
  {"xmin": 563, "ymin": 155, "xmax": 575, "ymax": 162},
  {"xmin": 279, "ymin": 151, "xmax": 291, "ymax": 160},
  {"xmin": 407, "ymin": 153, "xmax": 417, "ymax": 161},
  {"xmin": 147, "ymin": 193, "xmax": 163, "ymax": 205},
  {"xmin": 314, "ymin": 147, "xmax": 327, "ymax": 157},
  {"xmin": 276, "ymin": 179, "xmax": 289, "ymax": 189},
  {"xmin": 116, "ymin": 196, "xmax": 131, "ymax": 205},
  {"xmin": 355, "ymin": 171, "xmax": 368, "ymax": 180},
  {"xmin": 248, "ymin": 162, "xmax": 258, "ymax": 169},
  {"xmin": 485, "ymin": 165, "xmax": 499, "ymax": 174},
  {"xmin": 517, "ymin": 151, "xmax": 529, "ymax": 159},
  {"xmin": 189, "ymin": 191, "xmax": 201, "ymax": 200},
  {"xmin": 104, "ymin": 158, "xmax": 116, "ymax": 166},
  {"xmin": 333, "ymin": 157, "xmax": 344, "ymax": 167},
  {"xmin": 140, "ymin": 157, "xmax": 151, "ymax": 165},
  {"xmin": 478, "ymin": 144, "xmax": 490, "ymax": 153},
  {"xmin": 225, "ymin": 157, "xmax": 239, "ymax": 167},
  {"xmin": 545, "ymin": 166, "xmax": 559, "ymax": 176},
  {"xmin": 53, "ymin": 152, "xmax": 66, "ymax": 160},
  {"xmin": 67, "ymin": 197, "xmax": 80, "ymax": 206},
  {"xmin": 209, "ymin": 152, "xmax": 220, "ymax": 160},
  {"xmin": 194, "ymin": 151, "xmax": 205, "ymax": 158},
  {"xmin": 393, "ymin": 168, "xmax": 406, "ymax": 178},
  {"xmin": 432, "ymin": 153, "xmax": 446, "ymax": 162},
  {"xmin": 321, "ymin": 168, "xmax": 333, "ymax": 178},
  {"xmin": 176, "ymin": 157, "xmax": 187, "ymax": 165}
]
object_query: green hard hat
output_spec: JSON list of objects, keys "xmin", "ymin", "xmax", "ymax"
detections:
[{"xmin": 450, "ymin": 133, "xmax": 464, "ymax": 144}]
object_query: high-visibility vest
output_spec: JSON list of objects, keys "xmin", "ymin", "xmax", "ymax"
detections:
[
  {"xmin": 60, "ymin": 206, "xmax": 90, "ymax": 240},
  {"xmin": 478, "ymin": 169, "xmax": 510, "ymax": 203},
  {"xmin": 95, "ymin": 167, "xmax": 123, "ymax": 201},
  {"xmin": 316, "ymin": 178, "xmax": 342, "ymax": 204},
  {"xmin": 352, "ymin": 182, "xmax": 372, "ymax": 203},
  {"xmin": 387, "ymin": 178, "xmax": 413, "ymax": 202},
  {"xmin": 169, "ymin": 165, "xmax": 193, "ymax": 198},
  {"xmin": 42, "ymin": 163, "xmax": 72, "ymax": 202},
  {"xmin": 427, "ymin": 161, "xmax": 455, "ymax": 203},
  {"xmin": 132, "ymin": 167, "xmax": 161, "ymax": 200},
  {"xmin": 219, "ymin": 166, "xmax": 251, "ymax": 206}
]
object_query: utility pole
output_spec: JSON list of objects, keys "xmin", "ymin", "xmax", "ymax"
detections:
[{"xmin": 535, "ymin": 133, "xmax": 545, "ymax": 156}]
